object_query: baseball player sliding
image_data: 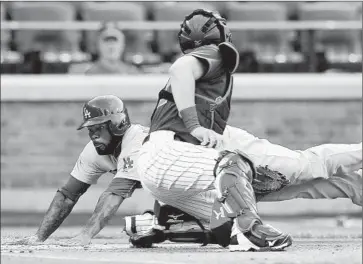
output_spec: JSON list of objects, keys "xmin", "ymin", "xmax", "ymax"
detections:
[{"xmin": 13, "ymin": 95, "xmax": 361, "ymax": 249}]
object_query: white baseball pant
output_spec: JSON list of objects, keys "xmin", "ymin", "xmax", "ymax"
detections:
[
  {"xmin": 223, "ymin": 126, "xmax": 362, "ymax": 205},
  {"xmin": 138, "ymin": 130, "xmax": 362, "ymax": 224},
  {"xmin": 138, "ymin": 130, "xmax": 224, "ymax": 222}
]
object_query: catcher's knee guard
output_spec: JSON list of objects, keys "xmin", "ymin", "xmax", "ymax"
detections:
[
  {"xmin": 212, "ymin": 151, "xmax": 293, "ymax": 250},
  {"xmin": 213, "ymin": 150, "xmax": 261, "ymax": 232}
]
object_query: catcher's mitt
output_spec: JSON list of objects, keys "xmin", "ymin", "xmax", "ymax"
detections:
[{"xmin": 252, "ymin": 165, "xmax": 290, "ymax": 200}]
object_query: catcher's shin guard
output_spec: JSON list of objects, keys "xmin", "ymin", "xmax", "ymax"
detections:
[
  {"xmin": 212, "ymin": 151, "xmax": 293, "ymax": 251},
  {"xmin": 213, "ymin": 151, "xmax": 261, "ymax": 233}
]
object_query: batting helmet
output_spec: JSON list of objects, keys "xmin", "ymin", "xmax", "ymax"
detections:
[
  {"xmin": 178, "ymin": 9, "xmax": 232, "ymax": 53},
  {"xmin": 77, "ymin": 95, "xmax": 131, "ymax": 137}
]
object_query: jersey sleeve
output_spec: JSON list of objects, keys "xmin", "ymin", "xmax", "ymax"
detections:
[
  {"xmin": 113, "ymin": 125, "xmax": 147, "ymax": 182},
  {"xmin": 186, "ymin": 44, "xmax": 224, "ymax": 81},
  {"xmin": 70, "ymin": 141, "xmax": 108, "ymax": 185},
  {"xmin": 105, "ymin": 177, "xmax": 141, "ymax": 198}
]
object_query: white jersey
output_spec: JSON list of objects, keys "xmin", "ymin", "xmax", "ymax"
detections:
[
  {"xmin": 70, "ymin": 124, "xmax": 265, "ymax": 185},
  {"xmin": 138, "ymin": 128, "xmax": 362, "ymax": 223},
  {"xmin": 70, "ymin": 124, "xmax": 149, "ymax": 184}
]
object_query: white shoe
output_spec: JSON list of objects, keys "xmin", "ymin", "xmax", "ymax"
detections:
[
  {"xmin": 229, "ymin": 232, "xmax": 261, "ymax": 252},
  {"xmin": 229, "ymin": 227, "xmax": 293, "ymax": 252}
]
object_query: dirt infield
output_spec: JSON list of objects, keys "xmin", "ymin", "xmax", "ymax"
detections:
[
  {"xmin": 1, "ymin": 218, "xmax": 361, "ymax": 264},
  {"xmin": 2, "ymin": 239, "xmax": 361, "ymax": 264}
]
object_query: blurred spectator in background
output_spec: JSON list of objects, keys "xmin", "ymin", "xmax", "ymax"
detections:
[
  {"xmin": 68, "ymin": 22, "xmax": 140, "ymax": 74},
  {"xmin": 1, "ymin": 2, "xmax": 23, "ymax": 73},
  {"xmin": 238, "ymin": 50, "xmax": 260, "ymax": 73}
]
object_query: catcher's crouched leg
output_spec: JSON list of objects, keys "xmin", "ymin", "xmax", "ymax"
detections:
[
  {"xmin": 213, "ymin": 150, "xmax": 293, "ymax": 251},
  {"xmin": 124, "ymin": 201, "xmax": 216, "ymax": 248}
]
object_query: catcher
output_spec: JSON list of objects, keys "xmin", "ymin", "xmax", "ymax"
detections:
[{"xmin": 136, "ymin": 7, "xmax": 361, "ymax": 252}]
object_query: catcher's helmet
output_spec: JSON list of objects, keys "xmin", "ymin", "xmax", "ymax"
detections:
[
  {"xmin": 178, "ymin": 9, "xmax": 232, "ymax": 53},
  {"xmin": 77, "ymin": 95, "xmax": 130, "ymax": 137}
]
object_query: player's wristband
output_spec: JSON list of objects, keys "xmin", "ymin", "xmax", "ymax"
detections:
[{"xmin": 180, "ymin": 106, "xmax": 201, "ymax": 132}]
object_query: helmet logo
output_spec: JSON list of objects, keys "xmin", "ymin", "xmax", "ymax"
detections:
[{"xmin": 84, "ymin": 108, "xmax": 91, "ymax": 119}]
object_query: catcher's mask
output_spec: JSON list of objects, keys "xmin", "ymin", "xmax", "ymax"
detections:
[
  {"xmin": 77, "ymin": 95, "xmax": 131, "ymax": 155},
  {"xmin": 178, "ymin": 9, "xmax": 239, "ymax": 73}
]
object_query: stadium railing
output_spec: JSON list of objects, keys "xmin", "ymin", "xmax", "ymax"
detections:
[
  {"xmin": 1, "ymin": 73, "xmax": 361, "ymax": 101},
  {"xmin": 1, "ymin": 20, "xmax": 362, "ymax": 72},
  {"xmin": 1, "ymin": 20, "xmax": 362, "ymax": 102},
  {"xmin": 1, "ymin": 20, "xmax": 361, "ymax": 30}
]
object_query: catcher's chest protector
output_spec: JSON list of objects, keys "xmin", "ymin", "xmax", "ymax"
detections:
[
  {"xmin": 149, "ymin": 44, "xmax": 233, "ymax": 144},
  {"xmin": 194, "ymin": 71, "xmax": 233, "ymax": 136}
]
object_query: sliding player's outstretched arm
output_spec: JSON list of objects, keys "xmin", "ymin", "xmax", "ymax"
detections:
[
  {"xmin": 76, "ymin": 191, "xmax": 123, "ymax": 242},
  {"xmin": 15, "ymin": 139, "xmax": 110, "ymax": 245},
  {"xmin": 13, "ymin": 176, "xmax": 90, "ymax": 244},
  {"xmin": 70, "ymin": 178, "xmax": 140, "ymax": 245}
]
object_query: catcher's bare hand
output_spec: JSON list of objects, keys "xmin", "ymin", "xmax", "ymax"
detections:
[{"xmin": 190, "ymin": 127, "xmax": 223, "ymax": 149}]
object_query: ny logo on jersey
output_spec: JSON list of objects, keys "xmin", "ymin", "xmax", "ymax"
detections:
[
  {"xmin": 213, "ymin": 206, "xmax": 226, "ymax": 220},
  {"xmin": 123, "ymin": 157, "xmax": 134, "ymax": 171},
  {"xmin": 83, "ymin": 108, "xmax": 91, "ymax": 119}
]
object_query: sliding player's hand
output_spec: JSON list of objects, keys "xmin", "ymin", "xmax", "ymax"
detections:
[
  {"xmin": 9, "ymin": 235, "xmax": 42, "ymax": 245},
  {"xmin": 65, "ymin": 234, "xmax": 91, "ymax": 247}
]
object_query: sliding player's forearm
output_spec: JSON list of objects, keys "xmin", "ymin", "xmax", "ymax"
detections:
[
  {"xmin": 79, "ymin": 192, "xmax": 124, "ymax": 239},
  {"xmin": 36, "ymin": 191, "xmax": 77, "ymax": 241}
]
